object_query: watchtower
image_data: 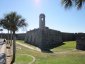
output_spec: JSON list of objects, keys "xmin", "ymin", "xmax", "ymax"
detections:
[{"xmin": 39, "ymin": 13, "xmax": 45, "ymax": 29}]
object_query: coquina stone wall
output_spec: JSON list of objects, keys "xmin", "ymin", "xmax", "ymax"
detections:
[
  {"xmin": 0, "ymin": 33, "xmax": 26, "ymax": 40},
  {"xmin": 62, "ymin": 32, "xmax": 75, "ymax": 41},
  {"xmin": 41, "ymin": 28, "xmax": 63, "ymax": 50},
  {"xmin": 76, "ymin": 33, "xmax": 85, "ymax": 50},
  {"xmin": 0, "ymin": 32, "xmax": 85, "ymax": 51},
  {"xmin": 15, "ymin": 33, "xmax": 26, "ymax": 40},
  {"xmin": 25, "ymin": 28, "xmax": 63, "ymax": 51},
  {"xmin": 25, "ymin": 29, "xmax": 42, "ymax": 47},
  {"xmin": 25, "ymin": 29, "xmax": 85, "ymax": 51}
]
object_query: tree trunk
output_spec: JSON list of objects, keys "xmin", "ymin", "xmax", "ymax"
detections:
[
  {"xmin": 7, "ymin": 29, "xmax": 9, "ymax": 40},
  {"xmin": 7, "ymin": 29, "xmax": 10, "ymax": 45},
  {"xmin": 10, "ymin": 30, "xmax": 13, "ymax": 46},
  {"xmin": 11, "ymin": 31, "xmax": 16, "ymax": 64}
]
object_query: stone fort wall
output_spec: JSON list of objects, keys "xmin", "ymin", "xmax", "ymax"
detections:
[
  {"xmin": 0, "ymin": 33, "xmax": 25, "ymax": 40},
  {"xmin": 0, "ymin": 31, "xmax": 85, "ymax": 51},
  {"xmin": 24, "ymin": 28, "xmax": 78, "ymax": 51},
  {"xmin": 25, "ymin": 28, "xmax": 63, "ymax": 50},
  {"xmin": 25, "ymin": 29, "xmax": 42, "ymax": 47},
  {"xmin": 62, "ymin": 32, "xmax": 75, "ymax": 41},
  {"xmin": 24, "ymin": 29, "xmax": 85, "ymax": 51}
]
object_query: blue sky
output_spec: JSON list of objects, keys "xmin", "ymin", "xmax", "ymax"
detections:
[{"xmin": 0, "ymin": 0, "xmax": 85, "ymax": 33}]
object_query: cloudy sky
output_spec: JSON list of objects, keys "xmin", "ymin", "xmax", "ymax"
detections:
[{"xmin": 0, "ymin": 0, "xmax": 85, "ymax": 33}]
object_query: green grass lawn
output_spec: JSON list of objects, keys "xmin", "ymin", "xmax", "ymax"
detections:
[
  {"xmin": 15, "ymin": 40, "xmax": 85, "ymax": 64},
  {"xmin": 51, "ymin": 41, "xmax": 76, "ymax": 52}
]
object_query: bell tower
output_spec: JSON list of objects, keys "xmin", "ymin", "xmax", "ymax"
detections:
[{"xmin": 39, "ymin": 13, "xmax": 45, "ymax": 29}]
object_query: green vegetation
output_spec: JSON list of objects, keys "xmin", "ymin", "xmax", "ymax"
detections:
[
  {"xmin": 51, "ymin": 41, "xmax": 76, "ymax": 52},
  {"xmin": 15, "ymin": 54, "xmax": 33, "ymax": 64},
  {"xmin": 15, "ymin": 40, "xmax": 85, "ymax": 64}
]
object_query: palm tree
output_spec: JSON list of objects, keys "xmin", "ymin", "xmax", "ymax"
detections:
[
  {"xmin": 0, "ymin": 12, "xmax": 27, "ymax": 64},
  {"xmin": 61, "ymin": 0, "xmax": 85, "ymax": 9},
  {"xmin": 0, "ymin": 19, "xmax": 10, "ymax": 40}
]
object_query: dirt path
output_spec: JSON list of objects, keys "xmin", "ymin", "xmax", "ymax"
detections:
[
  {"xmin": 0, "ymin": 44, "xmax": 6, "ymax": 54},
  {"xmin": 16, "ymin": 42, "xmax": 41, "ymax": 52},
  {"xmin": 0, "ymin": 39, "xmax": 13, "ymax": 64},
  {"xmin": 6, "ymin": 42, "xmax": 13, "ymax": 64}
]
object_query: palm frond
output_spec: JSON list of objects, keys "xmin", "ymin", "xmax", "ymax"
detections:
[
  {"xmin": 61, "ymin": 0, "xmax": 72, "ymax": 8},
  {"xmin": 0, "ymin": 12, "xmax": 28, "ymax": 31},
  {"xmin": 75, "ymin": 0, "xmax": 85, "ymax": 9},
  {"xmin": 17, "ymin": 19, "xmax": 27, "ymax": 27},
  {"xmin": 61, "ymin": 0, "xmax": 85, "ymax": 9}
]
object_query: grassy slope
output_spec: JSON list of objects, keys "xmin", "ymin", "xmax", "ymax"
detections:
[
  {"xmin": 15, "ymin": 40, "xmax": 85, "ymax": 64},
  {"xmin": 51, "ymin": 41, "xmax": 76, "ymax": 51}
]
